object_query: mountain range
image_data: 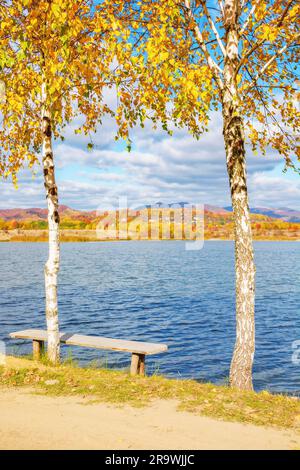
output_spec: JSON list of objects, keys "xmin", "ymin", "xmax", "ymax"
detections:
[
  {"xmin": 1, "ymin": 203, "xmax": 300, "ymax": 222},
  {"xmin": 224, "ymin": 206, "xmax": 300, "ymax": 223}
]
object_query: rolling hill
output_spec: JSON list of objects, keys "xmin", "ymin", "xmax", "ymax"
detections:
[
  {"xmin": 0, "ymin": 203, "xmax": 299, "ymax": 242},
  {"xmin": 224, "ymin": 206, "xmax": 300, "ymax": 223}
]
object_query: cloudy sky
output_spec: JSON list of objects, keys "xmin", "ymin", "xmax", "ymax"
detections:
[{"xmin": 1, "ymin": 105, "xmax": 299, "ymax": 211}]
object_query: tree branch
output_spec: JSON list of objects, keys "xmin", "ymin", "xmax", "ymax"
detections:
[
  {"xmin": 184, "ymin": 0, "xmax": 224, "ymax": 92},
  {"xmin": 218, "ymin": 0, "xmax": 225, "ymax": 18},
  {"xmin": 239, "ymin": 0, "xmax": 260, "ymax": 37},
  {"xmin": 200, "ymin": 0, "xmax": 226, "ymax": 57},
  {"xmin": 237, "ymin": 0, "xmax": 298, "ymax": 76},
  {"xmin": 240, "ymin": 0, "xmax": 296, "ymax": 39},
  {"xmin": 235, "ymin": 37, "xmax": 264, "ymax": 77},
  {"xmin": 245, "ymin": 34, "xmax": 300, "ymax": 92},
  {"xmin": 278, "ymin": 0, "xmax": 296, "ymax": 27}
]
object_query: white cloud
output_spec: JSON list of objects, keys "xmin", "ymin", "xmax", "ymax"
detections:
[
  {"xmin": 249, "ymin": 173, "xmax": 300, "ymax": 207},
  {"xmin": 0, "ymin": 109, "xmax": 297, "ymax": 210}
]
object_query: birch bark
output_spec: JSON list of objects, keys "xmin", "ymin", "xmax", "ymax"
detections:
[
  {"xmin": 42, "ymin": 82, "xmax": 60, "ymax": 363},
  {"xmin": 222, "ymin": 0, "xmax": 256, "ymax": 390}
]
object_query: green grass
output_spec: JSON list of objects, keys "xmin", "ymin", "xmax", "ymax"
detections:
[{"xmin": 0, "ymin": 356, "xmax": 299, "ymax": 430}]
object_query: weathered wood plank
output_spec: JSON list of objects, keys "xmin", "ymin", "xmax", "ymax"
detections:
[
  {"xmin": 10, "ymin": 329, "xmax": 48, "ymax": 342},
  {"xmin": 10, "ymin": 329, "xmax": 168, "ymax": 356}
]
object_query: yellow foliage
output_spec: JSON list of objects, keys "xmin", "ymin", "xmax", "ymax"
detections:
[
  {"xmin": 0, "ymin": 0, "xmax": 299, "ymax": 181},
  {"xmin": 0, "ymin": 0, "xmax": 140, "ymax": 180}
]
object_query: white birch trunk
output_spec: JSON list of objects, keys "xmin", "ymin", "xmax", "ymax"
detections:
[
  {"xmin": 222, "ymin": 0, "xmax": 256, "ymax": 390},
  {"xmin": 42, "ymin": 83, "xmax": 60, "ymax": 363}
]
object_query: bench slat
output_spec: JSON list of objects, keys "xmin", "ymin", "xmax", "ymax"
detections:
[{"xmin": 10, "ymin": 329, "xmax": 168, "ymax": 355}]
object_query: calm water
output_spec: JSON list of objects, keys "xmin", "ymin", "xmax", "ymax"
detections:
[{"xmin": 0, "ymin": 241, "xmax": 299, "ymax": 394}]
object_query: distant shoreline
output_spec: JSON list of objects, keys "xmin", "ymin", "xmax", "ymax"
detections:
[
  {"xmin": 1, "ymin": 206, "xmax": 300, "ymax": 243},
  {"xmin": 0, "ymin": 229, "xmax": 299, "ymax": 243}
]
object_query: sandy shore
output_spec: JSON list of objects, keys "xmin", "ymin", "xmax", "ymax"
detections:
[{"xmin": 0, "ymin": 388, "xmax": 299, "ymax": 450}]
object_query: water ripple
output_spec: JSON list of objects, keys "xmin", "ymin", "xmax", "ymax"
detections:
[{"xmin": 0, "ymin": 241, "xmax": 299, "ymax": 394}]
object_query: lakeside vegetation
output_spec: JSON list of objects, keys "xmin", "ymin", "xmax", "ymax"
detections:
[
  {"xmin": 1, "ymin": 207, "xmax": 299, "ymax": 242},
  {"xmin": 1, "ymin": 356, "xmax": 299, "ymax": 431}
]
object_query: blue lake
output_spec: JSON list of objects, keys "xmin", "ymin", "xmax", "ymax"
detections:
[{"xmin": 0, "ymin": 241, "xmax": 299, "ymax": 394}]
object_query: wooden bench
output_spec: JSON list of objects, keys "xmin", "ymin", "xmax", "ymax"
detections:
[{"xmin": 9, "ymin": 329, "xmax": 168, "ymax": 376}]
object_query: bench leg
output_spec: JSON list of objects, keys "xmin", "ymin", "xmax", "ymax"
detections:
[
  {"xmin": 130, "ymin": 353, "xmax": 140, "ymax": 376},
  {"xmin": 33, "ymin": 340, "xmax": 45, "ymax": 360},
  {"xmin": 130, "ymin": 353, "xmax": 146, "ymax": 376},
  {"xmin": 139, "ymin": 354, "xmax": 145, "ymax": 376}
]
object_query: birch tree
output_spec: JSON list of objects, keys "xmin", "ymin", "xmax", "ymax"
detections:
[
  {"xmin": 117, "ymin": 0, "xmax": 299, "ymax": 390},
  {"xmin": 0, "ymin": 0, "xmax": 136, "ymax": 363}
]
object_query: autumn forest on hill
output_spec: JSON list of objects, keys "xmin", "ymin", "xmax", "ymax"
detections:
[{"xmin": 0, "ymin": 205, "xmax": 299, "ymax": 242}]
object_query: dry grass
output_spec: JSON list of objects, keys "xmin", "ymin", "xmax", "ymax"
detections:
[
  {"xmin": 0, "ymin": 356, "xmax": 299, "ymax": 431},
  {"xmin": 1, "ymin": 228, "xmax": 299, "ymax": 242}
]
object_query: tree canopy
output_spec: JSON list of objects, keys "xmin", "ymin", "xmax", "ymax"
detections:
[
  {"xmin": 0, "ymin": 0, "xmax": 140, "ymax": 182},
  {"xmin": 113, "ymin": 0, "xmax": 299, "ymax": 167}
]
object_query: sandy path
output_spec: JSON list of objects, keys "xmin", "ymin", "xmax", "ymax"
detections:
[{"xmin": 0, "ymin": 388, "xmax": 298, "ymax": 450}]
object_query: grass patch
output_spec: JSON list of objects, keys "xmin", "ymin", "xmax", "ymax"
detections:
[{"xmin": 0, "ymin": 356, "xmax": 299, "ymax": 430}]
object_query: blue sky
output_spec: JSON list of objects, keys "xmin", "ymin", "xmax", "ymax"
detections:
[{"xmin": 0, "ymin": 92, "xmax": 299, "ymax": 211}]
